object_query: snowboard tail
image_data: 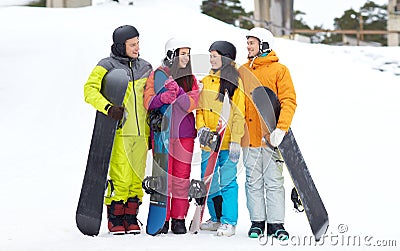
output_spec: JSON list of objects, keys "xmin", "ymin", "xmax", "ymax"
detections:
[
  {"xmin": 145, "ymin": 146, "xmax": 169, "ymax": 235},
  {"xmin": 280, "ymin": 129, "xmax": 329, "ymax": 240},
  {"xmin": 76, "ymin": 69, "xmax": 130, "ymax": 236},
  {"xmin": 252, "ymin": 86, "xmax": 329, "ymax": 241}
]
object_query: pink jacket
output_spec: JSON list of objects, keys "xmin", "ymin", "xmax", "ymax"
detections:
[{"xmin": 144, "ymin": 66, "xmax": 199, "ymax": 139}]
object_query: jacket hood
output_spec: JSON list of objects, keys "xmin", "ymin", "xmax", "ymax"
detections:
[
  {"xmin": 110, "ymin": 52, "xmax": 130, "ymax": 62},
  {"xmin": 110, "ymin": 52, "xmax": 141, "ymax": 69},
  {"xmin": 248, "ymin": 50, "xmax": 279, "ymax": 68}
]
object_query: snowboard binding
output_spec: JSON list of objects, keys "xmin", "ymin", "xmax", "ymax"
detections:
[
  {"xmin": 142, "ymin": 176, "xmax": 166, "ymax": 195},
  {"xmin": 188, "ymin": 179, "xmax": 206, "ymax": 206},
  {"xmin": 291, "ymin": 187, "xmax": 304, "ymax": 212},
  {"xmin": 147, "ymin": 110, "xmax": 163, "ymax": 132},
  {"xmin": 199, "ymin": 128, "xmax": 221, "ymax": 152}
]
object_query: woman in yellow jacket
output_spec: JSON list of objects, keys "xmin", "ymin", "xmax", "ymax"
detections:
[
  {"xmin": 84, "ymin": 25, "xmax": 152, "ymax": 234},
  {"xmin": 196, "ymin": 41, "xmax": 245, "ymax": 237}
]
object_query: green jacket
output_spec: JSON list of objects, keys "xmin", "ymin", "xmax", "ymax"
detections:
[{"xmin": 84, "ymin": 53, "xmax": 152, "ymax": 137}]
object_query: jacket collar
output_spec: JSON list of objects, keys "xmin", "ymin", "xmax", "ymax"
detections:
[
  {"xmin": 110, "ymin": 52, "xmax": 139, "ymax": 68},
  {"xmin": 209, "ymin": 69, "xmax": 221, "ymax": 77},
  {"xmin": 248, "ymin": 50, "xmax": 279, "ymax": 68}
]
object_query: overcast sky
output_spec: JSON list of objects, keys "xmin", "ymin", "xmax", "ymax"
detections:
[{"xmin": 240, "ymin": 0, "xmax": 389, "ymax": 29}]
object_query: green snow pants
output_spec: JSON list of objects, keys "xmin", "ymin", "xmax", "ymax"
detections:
[{"xmin": 104, "ymin": 135, "xmax": 148, "ymax": 205}]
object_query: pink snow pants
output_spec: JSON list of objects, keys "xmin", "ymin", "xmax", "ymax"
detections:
[{"xmin": 166, "ymin": 138, "xmax": 194, "ymax": 220}]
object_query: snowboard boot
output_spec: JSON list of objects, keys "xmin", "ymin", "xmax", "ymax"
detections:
[
  {"xmin": 200, "ymin": 195, "xmax": 223, "ymax": 231},
  {"xmin": 200, "ymin": 219, "xmax": 221, "ymax": 231},
  {"xmin": 171, "ymin": 218, "xmax": 187, "ymax": 234},
  {"xmin": 267, "ymin": 223, "xmax": 289, "ymax": 240},
  {"xmin": 107, "ymin": 200, "xmax": 126, "ymax": 234},
  {"xmin": 248, "ymin": 221, "xmax": 265, "ymax": 238},
  {"xmin": 160, "ymin": 221, "xmax": 169, "ymax": 234},
  {"xmin": 124, "ymin": 197, "xmax": 141, "ymax": 234}
]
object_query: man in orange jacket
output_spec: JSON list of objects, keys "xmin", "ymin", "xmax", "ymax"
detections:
[{"xmin": 239, "ymin": 27, "xmax": 297, "ymax": 240}]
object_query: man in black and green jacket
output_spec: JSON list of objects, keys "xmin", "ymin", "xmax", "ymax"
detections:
[{"xmin": 84, "ymin": 25, "xmax": 152, "ymax": 234}]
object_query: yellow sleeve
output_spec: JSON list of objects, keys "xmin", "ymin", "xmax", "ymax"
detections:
[
  {"xmin": 83, "ymin": 65, "xmax": 111, "ymax": 115},
  {"xmin": 229, "ymin": 78, "xmax": 245, "ymax": 143},
  {"xmin": 186, "ymin": 76, "xmax": 199, "ymax": 113},
  {"xmin": 195, "ymin": 83, "xmax": 206, "ymax": 130}
]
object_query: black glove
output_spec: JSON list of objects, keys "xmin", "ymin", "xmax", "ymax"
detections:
[{"xmin": 107, "ymin": 106, "xmax": 124, "ymax": 121}]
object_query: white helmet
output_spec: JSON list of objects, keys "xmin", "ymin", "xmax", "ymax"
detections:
[
  {"xmin": 165, "ymin": 37, "xmax": 191, "ymax": 61},
  {"xmin": 246, "ymin": 27, "xmax": 274, "ymax": 53}
]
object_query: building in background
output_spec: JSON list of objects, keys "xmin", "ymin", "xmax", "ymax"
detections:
[
  {"xmin": 388, "ymin": 0, "xmax": 400, "ymax": 46},
  {"xmin": 46, "ymin": 0, "xmax": 91, "ymax": 8},
  {"xmin": 253, "ymin": 0, "xmax": 293, "ymax": 37}
]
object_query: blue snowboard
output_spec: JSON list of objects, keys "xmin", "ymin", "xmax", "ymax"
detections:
[
  {"xmin": 76, "ymin": 69, "xmax": 129, "ymax": 236},
  {"xmin": 252, "ymin": 86, "xmax": 329, "ymax": 241},
  {"xmin": 144, "ymin": 69, "xmax": 171, "ymax": 235}
]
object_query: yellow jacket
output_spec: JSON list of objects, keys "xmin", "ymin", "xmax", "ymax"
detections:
[
  {"xmin": 84, "ymin": 55, "xmax": 152, "ymax": 137},
  {"xmin": 196, "ymin": 70, "xmax": 245, "ymax": 150},
  {"xmin": 239, "ymin": 50, "xmax": 296, "ymax": 147}
]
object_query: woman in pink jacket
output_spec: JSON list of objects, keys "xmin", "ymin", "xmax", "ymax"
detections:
[{"xmin": 144, "ymin": 38, "xmax": 199, "ymax": 234}]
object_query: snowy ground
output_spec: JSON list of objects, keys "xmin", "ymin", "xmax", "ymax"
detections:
[{"xmin": 0, "ymin": 0, "xmax": 399, "ymax": 250}]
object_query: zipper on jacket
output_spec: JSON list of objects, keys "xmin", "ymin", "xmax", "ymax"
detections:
[{"xmin": 129, "ymin": 60, "xmax": 141, "ymax": 136}]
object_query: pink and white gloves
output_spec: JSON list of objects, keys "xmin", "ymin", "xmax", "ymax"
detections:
[{"xmin": 160, "ymin": 77, "xmax": 179, "ymax": 104}]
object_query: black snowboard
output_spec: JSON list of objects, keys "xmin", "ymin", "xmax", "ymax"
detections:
[
  {"xmin": 252, "ymin": 86, "xmax": 329, "ymax": 241},
  {"xmin": 76, "ymin": 69, "xmax": 129, "ymax": 236}
]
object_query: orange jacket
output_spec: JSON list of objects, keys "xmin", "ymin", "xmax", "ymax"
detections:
[{"xmin": 239, "ymin": 50, "xmax": 296, "ymax": 148}]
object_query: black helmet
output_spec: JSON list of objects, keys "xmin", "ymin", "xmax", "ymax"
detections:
[
  {"xmin": 209, "ymin": 41, "xmax": 236, "ymax": 61},
  {"xmin": 113, "ymin": 25, "xmax": 139, "ymax": 44},
  {"xmin": 111, "ymin": 25, "xmax": 139, "ymax": 57}
]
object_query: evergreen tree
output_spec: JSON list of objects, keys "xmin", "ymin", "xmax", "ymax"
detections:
[
  {"xmin": 293, "ymin": 10, "xmax": 311, "ymax": 36},
  {"xmin": 293, "ymin": 1, "xmax": 387, "ymax": 45},
  {"xmin": 360, "ymin": 1, "xmax": 387, "ymax": 45},
  {"xmin": 311, "ymin": 25, "xmax": 326, "ymax": 44},
  {"xmin": 201, "ymin": 0, "xmax": 254, "ymax": 29},
  {"xmin": 329, "ymin": 8, "xmax": 360, "ymax": 44},
  {"xmin": 333, "ymin": 1, "xmax": 387, "ymax": 45}
]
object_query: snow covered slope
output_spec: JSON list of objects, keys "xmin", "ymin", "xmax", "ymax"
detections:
[{"xmin": 0, "ymin": 1, "xmax": 399, "ymax": 250}]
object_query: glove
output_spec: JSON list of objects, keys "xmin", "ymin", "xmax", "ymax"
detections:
[
  {"xmin": 270, "ymin": 128, "xmax": 286, "ymax": 147},
  {"xmin": 107, "ymin": 106, "xmax": 124, "ymax": 121},
  {"xmin": 197, "ymin": 126, "xmax": 210, "ymax": 138},
  {"xmin": 164, "ymin": 77, "xmax": 179, "ymax": 93},
  {"xmin": 160, "ymin": 90, "xmax": 176, "ymax": 104},
  {"xmin": 229, "ymin": 142, "xmax": 241, "ymax": 163}
]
